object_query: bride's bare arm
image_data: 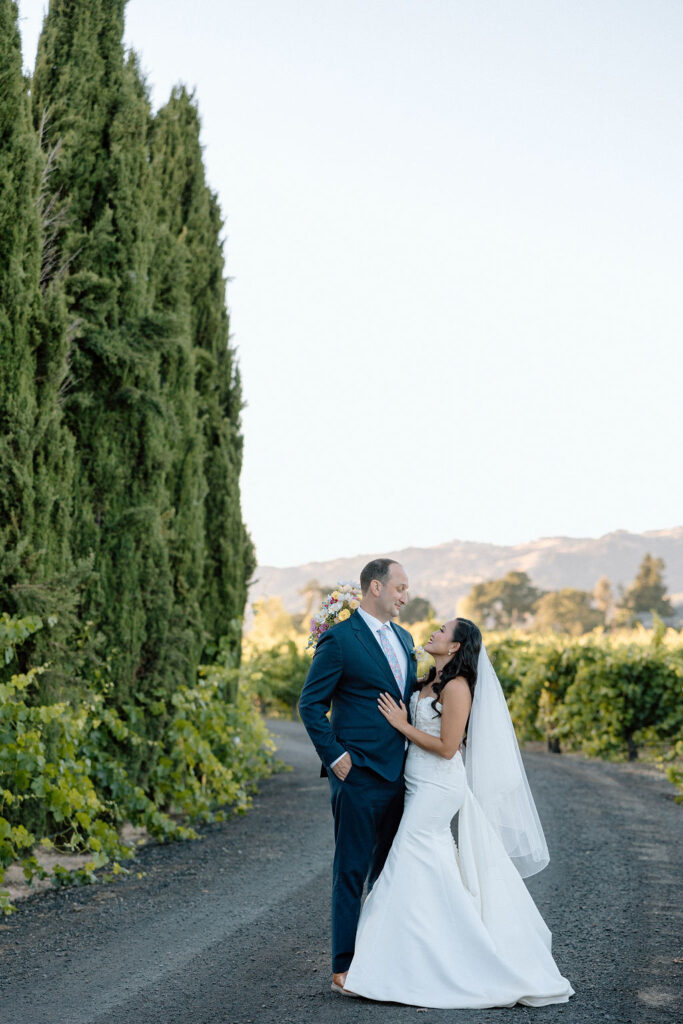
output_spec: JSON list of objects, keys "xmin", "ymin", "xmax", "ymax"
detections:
[{"xmin": 377, "ymin": 678, "xmax": 472, "ymax": 759}]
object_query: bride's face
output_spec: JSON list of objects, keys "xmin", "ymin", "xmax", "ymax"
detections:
[{"xmin": 425, "ymin": 619, "xmax": 459, "ymax": 657}]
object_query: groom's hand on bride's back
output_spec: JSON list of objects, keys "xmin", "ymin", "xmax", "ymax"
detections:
[{"xmin": 332, "ymin": 752, "xmax": 352, "ymax": 781}]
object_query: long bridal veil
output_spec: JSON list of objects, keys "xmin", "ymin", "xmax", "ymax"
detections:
[{"xmin": 463, "ymin": 645, "xmax": 549, "ymax": 878}]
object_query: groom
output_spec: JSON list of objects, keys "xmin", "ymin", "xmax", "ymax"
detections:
[{"xmin": 298, "ymin": 558, "xmax": 416, "ymax": 994}]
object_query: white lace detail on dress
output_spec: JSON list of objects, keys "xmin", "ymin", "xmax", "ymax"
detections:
[
  {"xmin": 410, "ymin": 691, "xmax": 442, "ymax": 735},
  {"xmin": 407, "ymin": 692, "xmax": 459, "ymax": 771}
]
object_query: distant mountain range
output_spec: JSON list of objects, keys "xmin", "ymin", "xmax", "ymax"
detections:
[{"xmin": 248, "ymin": 527, "xmax": 683, "ymax": 619}]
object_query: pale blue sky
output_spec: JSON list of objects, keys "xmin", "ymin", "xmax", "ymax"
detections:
[{"xmin": 18, "ymin": 1, "xmax": 683, "ymax": 566}]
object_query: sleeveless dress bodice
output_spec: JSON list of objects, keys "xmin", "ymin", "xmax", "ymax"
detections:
[
  {"xmin": 410, "ymin": 690, "xmax": 442, "ymax": 734},
  {"xmin": 405, "ymin": 691, "xmax": 466, "ymax": 784}
]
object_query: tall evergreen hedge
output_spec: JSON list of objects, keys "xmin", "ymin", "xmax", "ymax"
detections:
[
  {"xmin": 2, "ymin": 0, "xmax": 254, "ymax": 721},
  {"xmin": 0, "ymin": 0, "xmax": 78, "ymax": 689},
  {"xmin": 31, "ymin": 1, "xmax": 177, "ymax": 712},
  {"xmin": 151, "ymin": 88, "xmax": 255, "ymax": 657}
]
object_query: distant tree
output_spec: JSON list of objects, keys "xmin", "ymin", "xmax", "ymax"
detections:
[
  {"xmin": 292, "ymin": 579, "xmax": 337, "ymax": 630},
  {"xmin": 400, "ymin": 596, "xmax": 436, "ymax": 624},
  {"xmin": 298, "ymin": 578, "xmax": 325, "ymax": 620},
  {"xmin": 593, "ymin": 576, "xmax": 613, "ymax": 616},
  {"xmin": 592, "ymin": 575, "xmax": 614, "ymax": 628},
  {"xmin": 618, "ymin": 554, "xmax": 674, "ymax": 622},
  {"xmin": 461, "ymin": 572, "xmax": 542, "ymax": 629},
  {"xmin": 244, "ymin": 596, "xmax": 299, "ymax": 655},
  {"xmin": 533, "ymin": 589, "xmax": 604, "ymax": 636}
]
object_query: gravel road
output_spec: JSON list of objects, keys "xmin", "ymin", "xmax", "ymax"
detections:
[{"xmin": 1, "ymin": 719, "xmax": 681, "ymax": 1024}]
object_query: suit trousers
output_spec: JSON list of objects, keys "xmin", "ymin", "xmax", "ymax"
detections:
[{"xmin": 327, "ymin": 763, "xmax": 404, "ymax": 973}]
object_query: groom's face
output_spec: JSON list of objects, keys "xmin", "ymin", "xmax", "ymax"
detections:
[{"xmin": 376, "ymin": 564, "xmax": 410, "ymax": 619}]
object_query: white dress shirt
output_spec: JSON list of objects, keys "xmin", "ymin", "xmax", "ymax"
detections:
[
  {"xmin": 356, "ymin": 607, "xmax": 408, "ymax": 684},
  {"xmin": 330, "ymin": 607, "xmax": 408, "ymax": 769}
]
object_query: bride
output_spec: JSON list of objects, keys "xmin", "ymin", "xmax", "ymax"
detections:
[{"xmin": 342, "ymin": 617, "xmax": 574, "ymax": 1008}]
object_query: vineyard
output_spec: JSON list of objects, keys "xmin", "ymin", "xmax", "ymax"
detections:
[
  {"xmin": 241, "ymin": 613, "xmax": 683, "ymax": 797},
  {"xmin": 486, "ymin": 625, "xmax": 682, "ymax": 774}
]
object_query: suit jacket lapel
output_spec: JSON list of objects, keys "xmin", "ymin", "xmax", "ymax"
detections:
[{"xmin": 351, "ymin": 612, "xmax": 403, "ymax": 698}]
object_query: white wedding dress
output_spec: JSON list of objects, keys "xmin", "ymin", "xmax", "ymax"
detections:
[{"xmin": 344, "ymin": 693, "xmax": 574, "ymax": 1008}]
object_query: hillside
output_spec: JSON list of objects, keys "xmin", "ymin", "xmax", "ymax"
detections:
[{"xmin": 248, "ymin": 527, "xmax": 683, "ymax": 619}]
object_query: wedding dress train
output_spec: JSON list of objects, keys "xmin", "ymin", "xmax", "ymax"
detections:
[{"xmin": 344, "ymin": 693, "xmax": 574, "ymax": 1009}]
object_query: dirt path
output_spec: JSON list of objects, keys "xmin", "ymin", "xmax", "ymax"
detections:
[{"xmin": 0, "ymin": 720, "xmax": 681, "ymax": 1024}]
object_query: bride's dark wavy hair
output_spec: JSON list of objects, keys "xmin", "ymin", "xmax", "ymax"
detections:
[{"xmin": 415, "ymin": 617, "xmax": 482, "ymax": 716}]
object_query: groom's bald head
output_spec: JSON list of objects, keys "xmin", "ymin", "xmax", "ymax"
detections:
[
  {"xmin": 360, "ymin": 558, "xmax": 398, "ymax": 595},
  {"xmin": 359, "ymin": 560, "xmax": 409, "ymax": 622}
]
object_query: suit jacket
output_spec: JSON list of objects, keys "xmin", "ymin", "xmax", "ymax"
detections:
[{"xmin": 298, "ymin": 610, "xmax": 417, "ymax": 782}]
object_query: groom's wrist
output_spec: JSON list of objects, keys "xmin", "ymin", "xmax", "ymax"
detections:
[{"xmin": 330, "ymin": 751, "xmax": 348, "ymax": 769}]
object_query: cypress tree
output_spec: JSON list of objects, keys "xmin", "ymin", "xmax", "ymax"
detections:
[
  {"xmin": 147, "ymin": 90, "xmax": 208, "ymax": 672},
  {"xmin": 31, "ymin": 1, "xmax": 179, "ymax": 711},
  {"xmin": 620, "ymin": 554, "xmax": 674, "ymax": 620},
  {"xmin": 0, "ymin": 0, "xmax": 77, "ymax": 684},
  {"xmin": 0, "ymin": 0, "xmax": 41, "ymax": 612},
  {"xmin": 152, "ymin": 88, "xmax": 255, "ymax": 662},
  {"xmin": 199, "ymin": 187, "xmax": 256, "ymax": 660}
]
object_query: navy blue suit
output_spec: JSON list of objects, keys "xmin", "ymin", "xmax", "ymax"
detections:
[{"xmin": 299, "ymin": 610, "xmax": 416, "ymax": 972}]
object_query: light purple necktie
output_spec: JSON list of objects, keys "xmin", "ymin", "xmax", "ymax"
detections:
[{"xmin": 377, "ymin": 624, "xmax": 403, "ymax": 689}]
